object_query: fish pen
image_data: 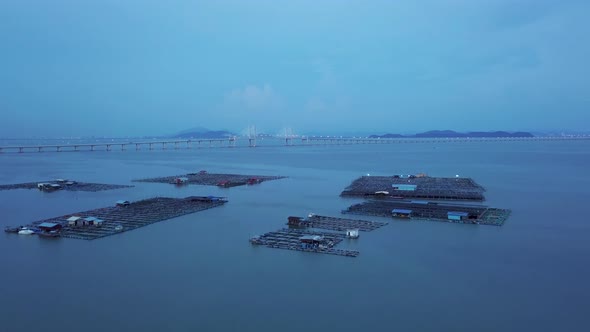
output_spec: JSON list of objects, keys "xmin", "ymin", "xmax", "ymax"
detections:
[
  {"xmin": 0, "ymin": 180, "xmax": 132, "ymax": 192},
  {"xmin": 20, "ymin": 196, "xmax": 227, "ymax": 240},
  {"xmin": 340, "ymin": 175, "xmax": 486, "ymax": 201},
  {"xmin": 250, "ymin": 228, "xmax": 359, "ymax": 257},
  {"xmin": 343, "ymin": 200, "xmax": 510, "ymax": 226},
  {"xmin": 287, "ymin": 214, "xmax": 387, "ymax": 232},
  {"xmin": 133, "ymin": 172, "xmax": 286, "ymax": 188}
]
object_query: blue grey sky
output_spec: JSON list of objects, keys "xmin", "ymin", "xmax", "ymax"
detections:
[{"xmin": 1, "ymin": 0, "xmax": 588, "ymax": 137}]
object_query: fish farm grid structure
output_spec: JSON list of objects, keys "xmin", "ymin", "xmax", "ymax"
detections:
[
  {"xmin": 343, "ymin": 200, "xmax": 510, "ymax": 226},
  {"xmin": 250, "ymin": 229, "xmax": 359, "ymax": 257},
  {"xmin": 287, "ymin": 215, "xmax": 387, "ymax": 232},
  {"xmin": 133, "ymin": 172, "xmax": 286, "ymax": 188},
  {"xmin": 341, "ymin": 175, "xmax": 486, "ymax": 201},
  {"xmin": 0, "ymin": 180, "xmax": 132, "ymax": 192},
  {"xmin": 21, "ymin": 196, "xmax": 227, "ymax": 240}
]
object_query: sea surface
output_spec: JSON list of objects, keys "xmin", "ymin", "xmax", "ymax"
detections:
[{"xmin": 1, "ymin": 141, "xmax": 589, "ymax": 332}]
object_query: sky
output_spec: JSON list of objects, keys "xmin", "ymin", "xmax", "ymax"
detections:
[{"xmin": 1, "ymin": 0, "xmax": 589, "ymax": 137}]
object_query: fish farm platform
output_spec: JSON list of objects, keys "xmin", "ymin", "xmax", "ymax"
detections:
[
  {"xmin": 133, "ymin": 172, "xmax": 286, "ymax": 187},
  {"xmin": 250, "ymin": 229, "xmax": 359, "ymax": 257},
  {"xmin": 24, "ymin": 196, "xmax": 227, "ymax": 240},
  {"xmin": 341, "ymin": 175, "xmax": 486, "ymax": 201},
  {"xmin": 288, "ymin": 215, "xmax": 387, "ymax": 232},
  {"xmin": 343, "ymin": 200, "xmax": 510, "ymax": 226},
  {"xmin": 0, "ymin": 180, "xmax": 132, "ymax": 192}
]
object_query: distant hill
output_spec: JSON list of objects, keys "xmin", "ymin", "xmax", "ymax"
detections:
[
  {"xmin": 369, "ymin": 130, "xmax": 534, "ymax": 139},
  {"xmin": 369, "ymin": 133, "xmax": 404, "ymax": 138},
  {"xmin": 172, "ymin": 128, "xmax": 234, "ymax": 139}
]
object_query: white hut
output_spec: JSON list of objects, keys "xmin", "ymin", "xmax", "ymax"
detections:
[
  {"xmin": 82, "ymin": 217, "xmax": 97, "ymax": 226},
  {"xmin": 67, "ymin": 216, "xmax": 82, "ymax": 226},
  {"xmin": 346, "ymin": 229, "xmax": 360, "ymax": 239},
  {"xmin": 174, "ymin": 177, "xmax": 189, "ymax": 185}
]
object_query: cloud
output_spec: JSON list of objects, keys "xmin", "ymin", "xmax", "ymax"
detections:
[
  {"xmin": 212, "ymin": 83, "xmax": 287, "ymax": 131},
  {"xmin": 302, "ymin": 59, "xmax": 352, "ymax": 117},
  {"xmin": 304, "ymin": 96, "xmax": 351, "ymax": 114},
  {"xmin": 223, "ymin": 84, "xmax": 282, "ymax": 112}
]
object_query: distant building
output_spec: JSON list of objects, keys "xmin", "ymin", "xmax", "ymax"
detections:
[
  {"xmin": 391, "ymin": 184, "xmax": 417, "ymax": 191},
  {"xmin": 38, "ymin": 222, "xmax": 62, "ymax": 232},
  {"xmin": 37, "ymin": 183, "xmax": 61, "ymax": 191},
  {"xmin": 346, "ymin": 229, "xmax": 359, "ymax": 239},
  {"xmin": 392, "ymin": 209, "xmax": 412, "ymax": 218},
  {"xmin": 447, "ymin": 211, "xmax": 469, "ymax": 221},
  {"xmin": 67, "ymin": 216, "xmax": 82, "ymax": 226}
]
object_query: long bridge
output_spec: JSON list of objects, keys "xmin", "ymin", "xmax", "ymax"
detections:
[
  {"xmin": 300, "ymin": 136, "xmax": 589, "ymax": 145},
  {"xmin": 0, "ymin": 138, "xmax": 236, "ymax": 153},
  {"xmin": 0, "ymin": 136, "xmax": 588, "ymax": 153}
]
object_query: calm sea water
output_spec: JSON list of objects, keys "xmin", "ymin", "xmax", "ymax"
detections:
[{"xmin": 1, "ymin": 141, "xmax": 589, "ymax": 332}]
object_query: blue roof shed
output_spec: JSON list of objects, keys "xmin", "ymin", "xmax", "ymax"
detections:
[
  {"xmin": 448, "ymin": 211, "xmax": 469, "ymax": 217},
  {"xmin": 38, "ymin": 222, "xmax": 62, "ymax": 231},
  {"xmin": 447, "ymin": 211, "xmax": 469, "ymax": 221},
  {"xmin": 392, "ymin": 184, "xmax": 417, "ymax": 191}
]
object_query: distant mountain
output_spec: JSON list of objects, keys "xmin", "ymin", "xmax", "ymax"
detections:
[
  {"xmin": 369, "ymin": 130, "xmax": 534, "ymax": 139},
  {"xmin": 466, "ymin": 131, "xmax": 534, "ymax": 138},
  {"xmin": 175, "ymin": 127, "xmax": 211, "ymax": 136},
  {"xmin": 415, "ymin": 130, "xmax": 464, "ymax": 138},
  {"xmin": 172, "ymin": 128, "xmax": 234, "ymax": 139},
  {"xmin": 368, "ymin": 133, "xmax": 404, "ymax": 138}
]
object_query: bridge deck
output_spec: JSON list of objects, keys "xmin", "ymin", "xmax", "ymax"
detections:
[{"xmin": 0, "ymin": 136, "xmax": 587, "ymax": 153}]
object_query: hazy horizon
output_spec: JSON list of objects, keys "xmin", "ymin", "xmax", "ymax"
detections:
[
  {"xmin": 1, "ymin": 0, "xmax": 589, "ymax": 137},
  {"xmin": 1, "ymin": 127, "xmax": 588, "ymax": 141}
]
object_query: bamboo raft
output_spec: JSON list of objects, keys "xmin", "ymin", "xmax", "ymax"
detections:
[
  {"xmin": 341, "ymin": 175, "xmax": 486, "ymax": 201},
  {"xmin": 250, "ymin": 228, "xmax": 359, "ymax": 257},
  {"xmin": 133, "ymin": 172, "xmax": 286, "ymax": 187},
  {"xmin": 343, "ymin": 200, "xmax": 510, "ymax": 226},
  {"xmin": 288, "ymin": 215, "xmax": 387, "ymax": 232},
  {"xmin": 24, "ymin": 196, "xmax": 227, "ymax": 240}
]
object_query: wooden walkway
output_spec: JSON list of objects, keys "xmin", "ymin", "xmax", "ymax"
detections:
[
  {"xmin": 288, "ymin": 215, "xmax": 387, "ymax": 232},
  {"xmin": 0, "ymin": 181, "xmax": 132, "ymax": 192},
  {"xmin": 251, "ymin": 228, "xmax": 359, "ymax": 257},
  {"xmin": 134, "ymin": 173, "xmax": 286, "ymax": 187},
  {"xmin": 341, "ymin": 175, "xmax": 486, "ymax": 201},
  {"xmin": 343, "ymin": 200, "xmax": 511, "ymax": 226},
  {"xmin": 24, "ymin": 196, "xmax": 227, "ymax": 240}
]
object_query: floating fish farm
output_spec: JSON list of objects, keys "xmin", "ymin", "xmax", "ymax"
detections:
[
  {"xmin": 0, "ymin": 180, "xmax": 132, "ymax": 192},
  {"xmin": 133, "ymin": 172, "xmax": 286, "ymax": 187},
  {"xmin": 287, "ymin": 214, "xmax": 387, "ymax": 232},
  {"xmin": 250, "ymin": 229, "xmax": 359, "ymax": 257},
  {"xmin": 250, "ymin": 214, "xmax": 389, "ymax": 258},
  {"xmin": 343, "ymin": 199, "xmax": 510, "ymax": 226},
  {"xmin": 21, "ymin": 196, "xmax": 227, "ymax": 240},
  {"xmin": 341, "ymin": 175, "xmax": 486, "ymax": 201}
]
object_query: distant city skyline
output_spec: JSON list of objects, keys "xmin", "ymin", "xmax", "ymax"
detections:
[{"xmin": 1, "ymin": 0, "xmax": 589, "ymax": 138}]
